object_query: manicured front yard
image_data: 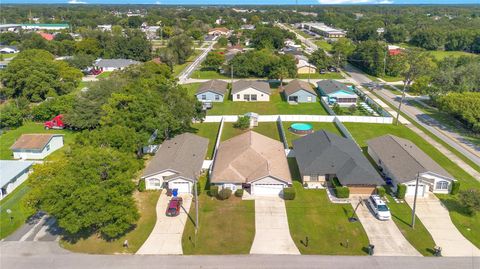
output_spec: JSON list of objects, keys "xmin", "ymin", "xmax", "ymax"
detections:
[
  {"xmin": 182, "ymin": 176, "xmax": 255, "ymax": 254},
  {"xmin": 282, "ymin": 122, "xmax": 342, "ymax": 148},
  {"xmin": 285, "ymin": 158, "xmax": 369, "ymax": 255},
  {"xmin": 384, "ymin": 193, "xmax": 436, "ymax": 256},
  {"xmin": 221, "ymin": 122, "xmax": 281, "ymax": 142},
  {"xmin": 61, "ymin": 191, "xmax": 160, "ymax": 254},
  {"xmin": 314, "ymin": 40, "xmax": 333, "ymax": 52},
  {"xmin": 208, "ymin": 88, "xmax": 328, "ymax": 116},
  {"xmin": 189, "ymin": 122, "xmax": 220, "ymax": 159},
  {"xmin": 96, "ymin": 71, "xmax": 112, "ymax": 79},
  {"xmin": 344, "ymin": 122, "xmax": 480, "ymax": 248},
  {"xmin": 0, "ymin": 181, "xmax": 34, "ymax": 239}
]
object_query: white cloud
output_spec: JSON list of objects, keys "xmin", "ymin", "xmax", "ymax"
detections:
[
  {"xmin": 377, "ymin": 0, "xmax": 393, "ymax": 3},
  {"xmin": 155, "ymin": 0, "xmax": 161, "ymax": 4},
  {"xmin": 68, "ymin": 0, "xmax": 86, "ymax": 4},
  {"xmin": 317, "ymin": 0, "xmax": 394, "ymax": 4}
]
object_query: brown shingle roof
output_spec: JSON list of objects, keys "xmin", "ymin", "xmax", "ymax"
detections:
[
  {"xmin": 211, "ymin": 131, "xmax": 292, "ymax": 184},
  {"xmin": 231, "ymin": 80, "xmax": 271, "ymax": 95},
  {"xmin": 367, "ymin": 134, "xmax": 453, "ymax": 183},
  {"xmin": 10, "ymin": 134, "xmax": 61, "ymax": 150},
  {"xmin": 196, "ymin": 80, "xmax": 228, "ymax": 96},
  {"xmin": 283, "ymin": 79, "xmax": 317, "ymax": 96}
]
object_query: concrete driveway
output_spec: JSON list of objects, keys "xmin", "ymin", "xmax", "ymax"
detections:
[
  {"xmin": 250, "ymin": 196, "xmax": 300, "ymax": 255},
  {"xmin": 351, "ymin": 197, "xmax": 421, "ymax": 256},
  {"xmin": 136, "ymin": 192, "xmax": 192, "ymax": 255},
  {"xmin": 405, "ymin": 194, "xmax": 480, "ymax": 257}
]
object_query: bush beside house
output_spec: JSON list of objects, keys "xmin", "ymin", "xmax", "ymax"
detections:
[
  {"xmin": 283, "ymin": 187, "xmax": 296, "ymax": 200},
  {"xmin": 451, "ymin": 181, "xmax": 460, "ymax": 195},
  {"xmin": 209, "ymin": 185, "xmax": 219, "ymax": 197},
  {"xmin": 234, "ymin": 189, "xmax": 244, "ymax": 197},
  {"xmin": 332, "ymin": 177, "xmax": 350, "ymax": 198},
  {"xmin": 376, "ymin": 186, "xmax": 386, "ymax": 197},
  {"xmin": 217, "ymin": 188, "xmax": 232, "ymax": 200},
  {"xmin": 397, "ymin": 184, "xmax": 407, "ymax": 199}
]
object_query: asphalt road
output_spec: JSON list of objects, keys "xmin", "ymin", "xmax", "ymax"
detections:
[
  {"xmin": 178, "ymin": 41, "xmax": 216, "ymax": 84},
  {"xmin": 1, "ymin": 241, "xmax": 479, "ymax": 269}
]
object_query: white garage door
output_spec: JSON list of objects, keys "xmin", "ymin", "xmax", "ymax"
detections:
[
  {"xmin": 252, "ymin": 184, "xmax": 284, "ymax": 196},
  {"xmin": 406, "ymin": 184, "xmax": 426, "ymax": 197},
  {"xmin": 169, "ymin": 181, "xmax": 191, "ymax": 194}
]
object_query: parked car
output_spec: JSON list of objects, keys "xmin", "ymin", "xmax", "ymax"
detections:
[
  {"xmin": 328, "ymin": 66, "xmax": 338, "ymax": 72},
  {"xmin": 166, "ymin": 197, "xmax": 183, "ymax": 217},
  {"xmin": 367, "ymin": 195, "xmax": 391, "ymax": 220},
  {"xmin": 320, "ymin": 68, "xmax": 327, "ymax": 74}
]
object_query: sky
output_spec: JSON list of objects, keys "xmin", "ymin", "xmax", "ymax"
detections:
[{"xmin": 2, "ymin": 0, "xmax": 479, "ymax": 4}]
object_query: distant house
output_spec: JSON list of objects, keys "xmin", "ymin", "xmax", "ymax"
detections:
[
  {"xmin": 317, "ymin": 80, "xmax": 357, "ymax": 107},
  {"xmin": 283, "ymin": 79, "xmax": 317, "ymax": 103},
  {"xmin": 38, "ymin": 32, "xmax": 54, "ymax": 41},
  {"xmin": 293, "ymin": 130, "xmax": 383, "ymax": 195},
  {"xmin": 11, "ymin": 134, "xmax": 64, "ymax": 160},
  {"xmin": 297, "ymin": 59, "xmax": 317, "ymax": 74},
  {"xmin": 195, "ymin": 80, "xmax": 228, "ymax": 103},
  {"xmin": 211, "ymin": 131, "xmax": 292, "ymax": 196},
  {"xmin": 208, "ymin": 27, "xmax": 231, "ymax": 36},
  {"xmin": 367, "ymin": 135, "xmax": 456, "ymax": 197},
  {"xmin": 0, "ymin": 160, "xmax": 34, "ymax": 200},
  {"xmin": 232, "ymin": 80, "xmax": 271, "ymax": 102},
  {"xmin": 141, "ymin": 133, "xmax": 208, "ymax": 193},
  {"xmin": 388, "ymin": 45, "xmax": 404, "ymax": 56},
  {"xmin": 240, "ymin": 24, "xmax": 255, "ymax": 30},
  {"xmin": 94, "ymin": 59, "xmax": 140, "ymax": 71},
  {"xmin": 0, "ymin": 46, "xmax": 19, "ymax": 54},
  {"xmin": 97, "ymin": 24, "xmax": 112, "ymax": 31}
]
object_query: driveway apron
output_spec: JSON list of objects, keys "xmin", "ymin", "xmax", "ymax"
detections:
[
  {"xmin": 136, "ymin": 192, "xmax": 192, "ymax": 255},
  {"xmin": 351, "ymin": 197, "xmax": 421, "ymax": 256},
  {"xmin": 405, "ymin": 194, "xmax": 480, "ymax": 257},
  {"xmin": 250, "ymin": 196, "xmax": 300, "ymax": 255}
]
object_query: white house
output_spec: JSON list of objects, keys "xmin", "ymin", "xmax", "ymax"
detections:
[
  {"xmin": 0, "ymin": 160, "xmax": 34, "ymax": 200},
  {"xmin": 93, "ymin": 58, "xmax": 140, "ymax": 72},
  {"xmin": 0, "ymin": 46, "xmax": 19, "ymax": 54},
  {"xmin": 141, "ymin": 133, "xmax": 208, "ymax": 194},
  {"xmin": 11, "ymin": 134, "xmax": 64, "ymax": 160},
  {"xmin": 367, "ymin": 134, "xmax": 456, "ymax": 197},
  {"xmin": 231, "ymin": 80, "xmax": 271, "ymax": 102}
]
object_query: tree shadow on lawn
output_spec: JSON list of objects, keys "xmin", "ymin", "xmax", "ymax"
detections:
[
  {"xmin": 439, "ymin": 196, "xmax": 473, "ymax": 217},
  {"xmin": 62, "ymin": 224, "xmax": 137, "ymax": 244}
]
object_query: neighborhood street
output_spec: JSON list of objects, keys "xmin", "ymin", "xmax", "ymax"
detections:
[{"xmin": 178, "ymin": 41, "xmax": 216, "ymax": 84}]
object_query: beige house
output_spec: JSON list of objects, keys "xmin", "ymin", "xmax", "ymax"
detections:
[
  {"xmin": 297, "ymin": 59, "xmax": 317, "ymax": 74},
  {"xmin": 231, "ymin": 80, "xmax": 271, "ymax": 102},
  {"xmin": 210, "ymin": 131, "xmax": 292, "ymax": 196}
]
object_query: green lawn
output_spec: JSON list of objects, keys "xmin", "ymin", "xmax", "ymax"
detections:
[
  {"xmin": 191, "ymin": 70, "xmax": 231, "ymax": 79},
  {"xmin": 379, "ymin": 75, "xmax": 403, "ymax": 82},
  {"xmin": 314, "ymin": 40, "xmax": 333, "ymax": 52},
  {"xmin": 182, "ymin": 176, "xmax": 255, "ymax": 254},
  {"xmin": 182, "ymin": 82, "xmax": 202, "ymax": 96},
  {"xmin": 221, "ymin": 122, "xmax": 281, "ymax": 142},
  {"xmin": 344, "ymin": 122, "xmax": 480, "ymax": 248},
  {"xmin": 96, "ymin": 71, "xmax": 112, "ymax": 79},
  {"xmin": 335, "ymin": 106, "xmax": 374, "ymax": 116},
  {"xmin": 2, "ymin": 53, "xmax": 18, "ymax": 59},
  {"xmin": 383, "ymin": 85, "xmax": 403, "ymax": 95},
  {"xmin": 297, "ymin": 72, "xmax": 343, "ymax": 79},
  {"xmin": 282, "ymin": 122, "xmax": 342, "ymax": 148},
  {"xmin": 384, "ymin": 193, "xmax": 436, "ymax": 256},
  {"xmin": 285, "ymin": 158, "xmax": 369, "ymax": 255},
  {"xmin": 61, "ymin": 191, "xmax": 160, "ymax": 254},
  {"xmin": 0, "ymin": 181, "xmax": 34, "ymax": 239},
  {"xmin": 428, "ymin": 50, "xmax": 478, "ymax": 61},
  {"xmin": 0, "ymin": 122, "xmax": 76, "ymax": 160},
  {"xmin": 208, "ymin": 88, "xmax": 328, "ymax": 116},
  {"xmin": 173, "ymin": 50, "xmax": 201, "ymax": 77},
  {"xmin": 189, "ymin": 122, "xmax": 220, "ymax": 159}
]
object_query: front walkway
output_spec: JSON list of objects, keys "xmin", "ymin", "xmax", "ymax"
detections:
[
  {"xmin": 136, "ymin": 192, "xmax": 192, "ymax": 255},
  {"xmin": 405, "ymin": 194, "xmax": 480, "ymax": 257},
  {"xmin": 250, "ymin": 196, "xmax": 300, "ymax": 255},
  {"xmin": 351, "ymin": 197, "xmax": 421, "ymax": 256}
]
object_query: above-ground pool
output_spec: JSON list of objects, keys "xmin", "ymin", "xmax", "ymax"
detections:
[{"xmin": 289, "ymin": 123, "xmax": 314, "ymax": 135}]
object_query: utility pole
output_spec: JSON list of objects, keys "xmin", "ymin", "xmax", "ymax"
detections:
[
  {"xmin": 395, "ymin": 82, "xmax": 407, "ymax": 125},
  {"xmin": 231, "ymin": 64, "xmax": 234, "ymax": 86},
  {"xmin": 411, "ymin": 173, "xmax": 420, "ymax": 229},
  {"xmin": 383, "ymin": 47, "xmax": 387, "ymax": 77}
]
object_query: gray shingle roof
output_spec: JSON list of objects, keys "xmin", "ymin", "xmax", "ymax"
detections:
[
  {"xmin": 293, "ymin": 130, "xmax": 383, "ymax": 186},
  {"xmin": 283, "ymin": 79, "xmax": 317, "ymax": 96},
  {"xmin": 196, "ymin": 80, "xmax": 228, "ymax": 96},
  {"xmin": 317, "ymin": 79, "xmax": 354, "ymax": 95},
  {"xmin": 367, "ymin": 135, "xmax": 453, "ymax": 183},
  {"xmin": 95, "ymin": 59, "xmax": 140, "ymax": 68},
  {"xmin": 231, "ymin": 80, "xmax": 271, "ymax": 95},
  {"xmin": 0, "ymin": 160, "xmax": 34, "ymax": 187},
  {"xmin": 142, "ymin": 133, "xmax": 208, "ymax": 181}
]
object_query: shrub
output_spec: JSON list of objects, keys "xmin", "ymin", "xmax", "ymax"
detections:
[
  {"xmin": 137, "ymin": 179, "xmax": 146, "ymax": 192},
  {"xmin": 397, "ymin": 184, "xmax": 407, "ymax": 199},
  {"xmin": 450, "ymin": 181, "xmax": 460, "ymax": 195},
  {"xmin": 234, "ymin": 189, "xmax": 244, "ymax": 197},
  {"xmin": 233, "ymin": 116, "xmax": 250, "ymax": 129},
  {"xmin": 209, "ymin": 185, "xmax": 219, "ymax": 197},
  {"xmin": 192, "ymin": 181, "xmax": 201, "ymax": 195},
  {"xmin": 376, "ymin": 186, "xmax": 386, "ymax": 197},
  {"xmin": 217, "ymin": 188, "xmax": 232, "ymax": 200},
  {"xmin": 283, "ymin": 187, "xmax": 296, "ymax": 200},
  {"xmin": 335, "ymin": 186, "xmax": 350, "ymax": 198},
  {"xmin": 458, "ymin": 189, "xmax": 480, "ymax": 216}
]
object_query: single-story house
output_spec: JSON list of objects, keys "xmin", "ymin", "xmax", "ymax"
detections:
[
  {"xmin": 0, "ymin": 160, "xmax": 34, "ymax": 200},
  {"xmin": 0, "ymin": 46, "xmax": 19, "ymax": 54},
  {"xmin": 38, "ymin": 32, "xmax": 54, "ymax": 41},
  {"xmin": 208, "ymin": 27, "xmax": 231, "ymax": 36},
  {"xmin": 232, "ymin": 80, "xmax": 271, "ymax": 102},
  {"xmin": 367, "ymin": 135, "xmax": 456, "ymax": 196},
  {"xmin": 240, "ymin": 24, "xmax": 255, "ymax": 30},
  {"xmin": 388, "ymin": 45, "xmax": 404, "ymax": 56},
  {"xmin": 297, "ymin": 59, "xmax": 317, "ymax": 74},
  {"xmin": 293, "ymin": 130, "xmax": 383, "ymax": 195},
  {"xmin": 211, "ymin": 131, "xmax": 292, "ymax": 196},
  {"xmin": 317, "ymin": 79, "xmax": 358, "ymax": 107},
  {"xmin": 94, "ymin": 58, "xmax": 140, "ymax": 72},
  {"xmin": 196, "ymin": 80, "xmax": 228, "ymax": 103},
  {"xmin": 283, "ymin": 79, "xmax": 317, "ymax": 103},
  {"xmin": 11, "ymin": 134, "xmax": 64, "ymax": 160},
  {"xmin": 141, "ymin": 133, "xmax": 208, "ymax": 194}
]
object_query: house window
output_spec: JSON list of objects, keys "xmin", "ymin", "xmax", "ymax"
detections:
[
  {"xmin": 244, "ymin": 94, "xmax": 250, "ymax": 101},
  {"xmin": 251, "ymin": 94, "xmax": 257, "ymax": 101},
  {"xmin": 152, "ymin": 179, "xmax": 161, "ymax": 187},
  {"xmin": 46, "ymin": 144, "xmax": 50, "ymax": 151},
  {"xmin": 436, "ymin": 181, "xmax": 449, "ymax": 190},
  {"xmin": 310, "ymin": 174, "xmax": 319, "ymax": 181},
  {"xmin": 201, "ymin": 94, "xmax": 206, "ymax": 100},
  {"xmin": 237, "ymin": 94, "xmax": 240, "ymax": 99},
  {"xmin": 307, "ymin": 96, "xmax": 312, "ymax": 102},
  {"xmin": 215, "ymin": 95, "xmax": 220, "ymax": 100}
]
